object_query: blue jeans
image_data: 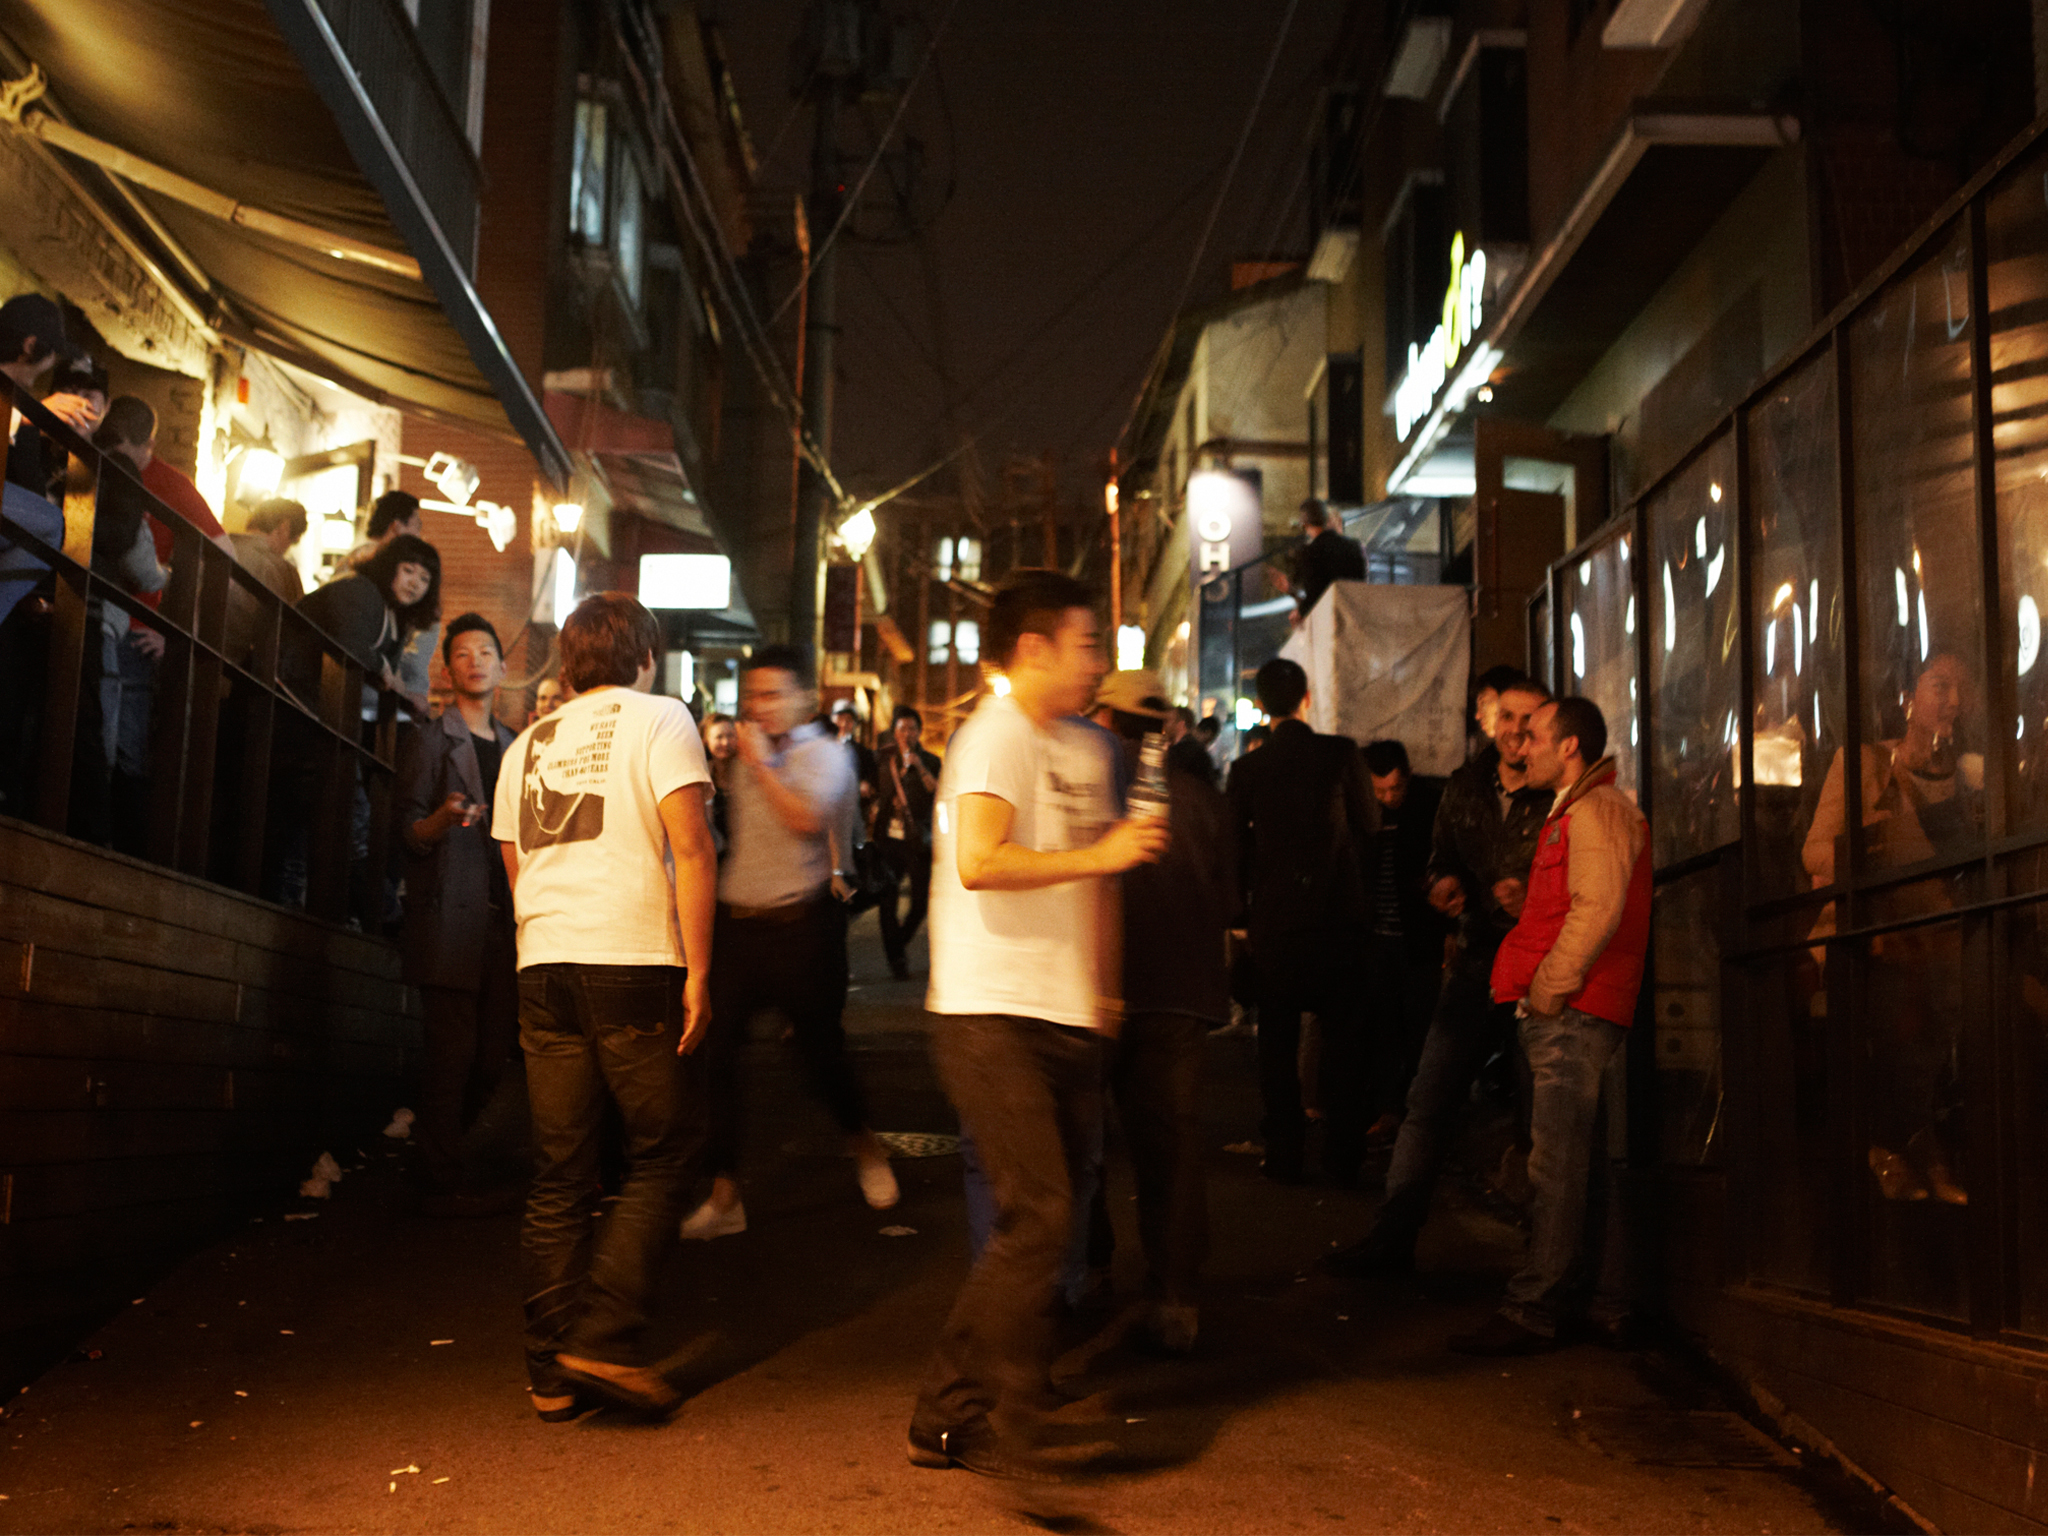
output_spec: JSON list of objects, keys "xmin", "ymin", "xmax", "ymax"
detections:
[
  {"xmin": 1371, "ymin": 948, "xmax": 1514, "ymax": 1250},
  {"xmin": 1502, "ymin": 1006, "xmax": 1627, "ymax": 1336},
  {"xmin": 517, "ymin": 963, "xmax": 706, "ymax": 1394}
]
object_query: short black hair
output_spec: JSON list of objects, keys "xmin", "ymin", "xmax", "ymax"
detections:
[
  {"xmin": 1475, "ymin": 664, "xmax": 1532, "ymax": 698},
  {"xmin": 1256, "ymin": 657, "xmax": 1308, "ymax": 719},
  {"xmin": 442, "ymin": 611, "xmax": 502, "ymax": 665},
  {"xmin": 987, "ymin": 568, "xmax": 1093, "ymax": 669},
  {"xmin": 1300, "ymin": 498, "xmax": 1333, "ymax": 531},
  {"xmin": 1244, "ymin": 723, "xmax": 1272, "ymax": 749},
  {"xmin": 99, "ymin": 395, "xmax": 156, "ymax": 450},
  {"xmin": 1364, "ymin": 739, "xmax": 1410, "ymax": 777},
  {"xmin": 367, "ymin": 489, "xmax": 421, "ymax": 540},
  {"xmin": 51, "ymin": 355, "xmax": 107, "ymax": 398},
  {"xmin": 1194, "ymin": 715, "xmax": 1220, "ymax": 743},
  {"xmin": 0, "ymin": 293, "xmax": 64, "ymax": 368},
  {"xmin": 1547, "ymin": 696, "xmax": 1608, "ymax": 764},
  {"xmin": 741, "ymin": 641, "xmax": 813, "ymax": 686},
  {"xmin": 892, "ymin": 704, "xmax": 923, "ymax": 729}
]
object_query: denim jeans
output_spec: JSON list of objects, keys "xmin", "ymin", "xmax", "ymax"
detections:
[
  {"xmin": 916, "ymin": 1014, "xmax": 1103, "ymax": 1438},
  {"xmin": 418, "ymin": 916, "xmax": 522, "ymax": 1193},
  {"xmin": 518, "ymin": 962, "xmax": 705, "ymax": 1394},
  {"xmin": 1502, "ymin": 1005, "xmax": 1627, "ymax": 1336},
  {"xmin": 1371, "ymin": 946, "xmax": 1515, "ymax": 1251},
  {"xmin": 960, "ymin": 1106, "xmax": 1102, "ymax": 1309},
  {"xmin": 1111, "ymin": 1011, "xmax": 1209, "ymax": 1306}
]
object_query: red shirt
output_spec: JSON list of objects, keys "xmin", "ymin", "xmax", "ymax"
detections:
[{"xmin": 136, "ymin": 459, "xmax": 225, "ymax": 612}]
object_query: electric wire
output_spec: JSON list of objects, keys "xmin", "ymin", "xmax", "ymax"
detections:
[{"xmin": 768, "ymin": 0, "xmax": 965, "ymax": 328}]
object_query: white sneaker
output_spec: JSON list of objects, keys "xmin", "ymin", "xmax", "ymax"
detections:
[
  {"xmin": 857, "ymin": 1156, "xmax": 900, "ymax": 1211},
  {"xmin": 678, "ymin": 1196, "xmax": 746, "ymax": 1240}
]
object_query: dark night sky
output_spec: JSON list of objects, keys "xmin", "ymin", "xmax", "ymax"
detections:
[{"xmin": 710, "ymin": 0, "xmax": 1354, "ymax": 511}]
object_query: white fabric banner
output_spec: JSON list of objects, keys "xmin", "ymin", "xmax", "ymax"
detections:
[{"xmin": 1279, "ymin": 582, "xmax": 1471, "ymax": 776}]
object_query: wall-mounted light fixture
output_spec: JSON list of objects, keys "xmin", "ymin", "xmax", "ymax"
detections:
[
  {"xmin": 836, "ymin": 506, "xmax": 876, "ymax": 560},
  {"xmin": 553, "ymin": 502, "xmax": 584, "ymax": 535}
]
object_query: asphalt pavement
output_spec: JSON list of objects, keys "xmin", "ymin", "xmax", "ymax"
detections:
[{"xmin": 0, "ymin": 913, "xmax": 1868, "ymax": 1534}]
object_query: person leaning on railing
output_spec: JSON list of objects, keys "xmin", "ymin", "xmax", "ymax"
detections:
[{"xmin": 293, "ymin": 532, "xmax": 440, "ymax": 715}]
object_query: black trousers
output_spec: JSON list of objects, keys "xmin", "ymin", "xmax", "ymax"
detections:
[
  {"xmin": 518, "ymin": 962, "xmax": 705, "ymax": 1393},
  {"xmin": 915, "ymin": 1013, "xmax": 1103, "ymax": 1438},
  {"xmin": 1363, "ymin": 932, "xmax": 1444, "ymax": 1122},
  {"xmin": 417, "ymin": 915, "xmax": 522, "ymax": 1192},
  {"xmin": 875, "ymin": 835, "xmax": 931, "ymax": 965},
  {"xmin": 705, "ymin": 898, "xmax": 863, "ymax": 1176},
  {"xmin": 1256, "ymin": 943, "xmax": 1371, "ymax": 1178},
  {"xmin": 1111, "ymin": 1011, "xmax": 1209, "ymax": 1305}
]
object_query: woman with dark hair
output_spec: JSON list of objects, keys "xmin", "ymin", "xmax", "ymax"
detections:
[{"xmin": 297, "ymin": 532, "xmax": 440, "ymax": 708}]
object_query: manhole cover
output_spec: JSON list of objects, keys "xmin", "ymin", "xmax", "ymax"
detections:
[
  {"xmin": 1573, "ymin": 1408, "xmax": 1797, "ymax": 1468},
  {"xmin": 874, "ymin": 1131, "xmax": 960, "ymax": 1158}
]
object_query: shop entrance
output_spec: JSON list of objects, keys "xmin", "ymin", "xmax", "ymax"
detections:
[{"xmin": 1472, "ymin": 416, "xmax": 1605, "ymax": 673}]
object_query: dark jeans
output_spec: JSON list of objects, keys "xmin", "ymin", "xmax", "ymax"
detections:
[
  {"xmin": 1503, "ymin": 1006, "xmax": 1628, "ymax": 1336},
  {"xmin": 1257, "ymin": 948, "xmax": 1370, "ymax": 1177},
  {"xmin": 1111, "ymin": 1011, "xmax": 1209, "ymax": 1306},
  {"xmin": 1371, "ymin": 943, "xmax": 1516, "ymax": 1251},
  {"xmin": 418, "ymin": 916, "xmax": 522, "ymax": 1193},
  {"xmin": 705, "ymin": 899, "xmax": 862, "ymax": 1176},
  {"xmin": 916, "ymin": 1014, "xmax": 1104, "ymax": 1439},
  {"xmin": 876, "ymin": 835, "xmax": 931, "ymax": 966},
  {"xmin": 519, "ymin": 962, "xmax": 705, "ymax": 1394},
  {"xmin": 1364, "ymin": 934, "xmax": 1442, "ymax": 1121}
]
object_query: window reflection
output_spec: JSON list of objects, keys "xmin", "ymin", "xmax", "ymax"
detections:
[
  {"xmin": 1842, "ymin": 226, "xmax": 1987, "ymax": 877},
  {"xmin": 1746, "ymin": 949, "xmax": 1830, "ymax": 1295},
  {"xmin": 1746, "ymin": 354, "xmax": 1845, "ymax": 899},
  {"xmin": 2007, "ymin": 894, "xmax": 2048, "ymax": 1335},
  {"xmin": 1988, "ymin": 152, "xmax": 2048, "ymax": 836},
  {"xmin": 1652, "ymin": 871, "xmax": 1721, "ymax": 1166},
  {"xmin": 1649, "ymin": 435, "xmax": 1739, "ymax": 866},
  {"xmin": 1529, "ymin": 585, "xmax": 1553, "ymax": 691},
  {"xmin": 1558, "ymin": 530, "xmax": 1638, "ymax": 800},
  {"xmin": 1858, "ymin": 919, "xmax": 1970, "ymax": 1322}
]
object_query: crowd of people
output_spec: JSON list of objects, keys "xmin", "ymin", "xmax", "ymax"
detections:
[
  {"xmin": 2, "ymin": 322, "xmax": 1655, "ymax": 1481},
  {"xmin": 400, "ymin": 564, "xmax": 1653, "ymax": 1487}
]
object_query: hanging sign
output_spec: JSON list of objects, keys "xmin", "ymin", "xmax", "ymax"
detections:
[
  {"xmin": 1393, "ymin": 231, "xmax": 1487, "ymax": 442},
  {"xmin": 1186, "ymin": 469, "xmax": 1265, "ymax": 584}
]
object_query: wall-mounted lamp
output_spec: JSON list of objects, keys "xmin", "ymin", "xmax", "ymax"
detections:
[
  {"xmin": 476, "ymin": 500, "xmax": 517, "ymax": 553},
  {"xmin": 424, "ymin": 451, "xmax": 479, "ymax": 507},
  {"xmin": 553, "ymin": 501, "xmax": 584, "ymax": 535}
]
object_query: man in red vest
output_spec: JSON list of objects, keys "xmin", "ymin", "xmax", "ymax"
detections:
[{"xmin": 1454, "ymin": 695, "xmax": 1650, "ymax": 1355}]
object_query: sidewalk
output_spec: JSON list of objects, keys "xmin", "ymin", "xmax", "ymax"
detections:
[{"xmin": 0, "ymin": 914, "xmax": 1862, "ymax": 1534}]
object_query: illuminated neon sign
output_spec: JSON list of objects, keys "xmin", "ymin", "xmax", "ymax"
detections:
[{"xmin": 1393, "ymin": 231, "xmax": 1487, "ymax": 442}]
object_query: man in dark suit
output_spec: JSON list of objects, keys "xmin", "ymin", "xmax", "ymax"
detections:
[
  {"xmin": 1292, "ymin": 499, "xmax": 1366, "ymax": 618},
  {"xmin": 1226, "ymin": 656, "xmax": 1378, "ymax": 1183},
  {"xmin": 875, "ymin": 703, "xmax": 941, "ymax": 979},
  {"xmin": 394, "ymin": 613, "xmax": 521, "ymax": 1212}
]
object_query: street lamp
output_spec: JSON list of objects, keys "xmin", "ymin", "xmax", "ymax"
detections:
[{"xmin": 837, "ymin": 505, "xmax": 877, "ymax": 560}]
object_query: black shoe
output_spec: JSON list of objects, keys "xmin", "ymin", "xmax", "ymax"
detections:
[
  {"xmin": 907, "ymin": 1420, "xmax": 1114, "ymax": 1483},
  {"xmin": 1448, "ymin": 1312, "xmax": 1555, "ymax": 1357},
  {"xmin": 886, "ymin": 954, "xmax": 911, "ymax": 981},
  {"xmin": 1322, "ymin": 1236, "xmax": 1413, "ymax": 1279}
]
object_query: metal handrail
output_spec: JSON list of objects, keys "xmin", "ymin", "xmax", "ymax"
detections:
[{"xmin": 0, "ymin": 375, "xmax": 409, "ymax": 924}]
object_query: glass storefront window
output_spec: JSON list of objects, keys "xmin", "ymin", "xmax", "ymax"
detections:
[
  {"xmin": 1648, "ymin": 434, "xmax": 1740, "ymax": 867},
  {"xmin": 1833, "ymin": 226, "xmax": 1987, "ymax": 886},
  {"xmin": 1745, "ymin": 948, "xmax": 1831, "ymax": 1295},
  {"xmin": 2006, "ymin": 896, "xmax": 2048, "ymax": 1335},
  {"xmin": 1745, "ymin": 352, "xmax": 1846, "ymax": 900},
  {"xmin": 1558, "ymin": 527, "xmax": 1639, "ymax": 801},
  {"xmin": 1988, "ymin": 149, "xmax": 2048, "ymax": 839},
  {"xmin": 1529, "ymin": 585, "xmax": 1553, "ymax": 692},
  {"xmin": 1857, "ymin": 919, "xmax": 1970, "ymax": 1323},
  {"xmin": 1651, "ymin": 870, "xmax": 1722, "ymax": 1166}
]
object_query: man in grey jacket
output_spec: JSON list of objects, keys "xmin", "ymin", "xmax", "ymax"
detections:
[{"xmin": 394, "ymin": 612, "xmax": 521, "ymax": 1211}]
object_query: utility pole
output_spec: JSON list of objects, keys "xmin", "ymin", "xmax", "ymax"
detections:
[{"xmin": 791, "ymin": 49, "xmax": 847, "ymax": 657}]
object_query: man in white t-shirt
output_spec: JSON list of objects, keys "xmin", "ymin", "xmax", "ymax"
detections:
[
  {"xmin": 492, "ymin": 592, "xmax": 717, "ymax": 1422},
  {"xmin": 908, "ymin": 570, "xmax": 1168, "ymax": 1484}
]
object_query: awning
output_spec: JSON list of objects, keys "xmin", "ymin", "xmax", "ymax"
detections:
[
  {"xmin": 1391, "ymin": 106, "xmax": 1797, "ymax": 491},
  {"xmin": 0, "ymin": 0, "xmax": 568, "ymax": 483}
]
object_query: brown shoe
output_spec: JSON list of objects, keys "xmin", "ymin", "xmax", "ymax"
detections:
[
  {"xmin": 553, "ymin": 1354, "xmax": 681, "ymax": 1419},
  {"xmin": 1868, "ymin": 1145, "xmax": 1929, "ymax": 1202}
]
